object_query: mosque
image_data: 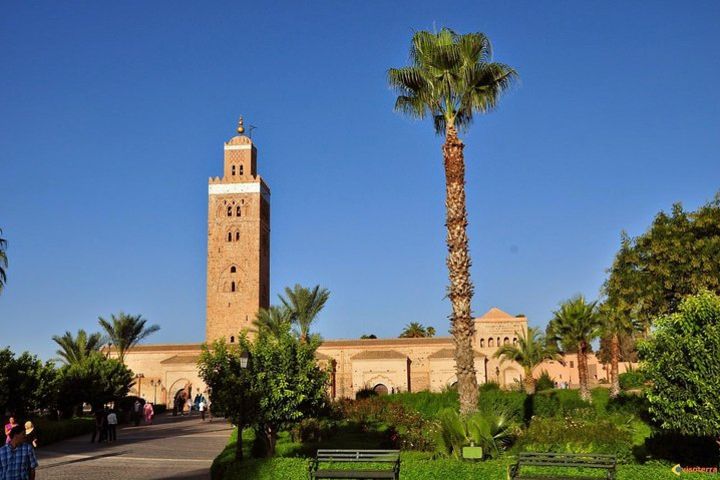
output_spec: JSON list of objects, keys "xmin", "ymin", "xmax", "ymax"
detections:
[{"xmin": 122, "ymin": 121, "xmax": 631, "ymax": 406}]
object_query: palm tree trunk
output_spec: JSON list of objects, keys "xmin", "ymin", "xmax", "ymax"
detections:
[
  {"xmin": 609, "ymin": 333, "xmax": 620, "ymax": 398},
  {"xmin": 444, "ymin": 123, "xmax": 478, "ymax": 416},
  {"xmin": 577, "ymin": 343, "xmax": 591, "ymax": 402},
  {"xmin": 524, "ymin": 368, "xmax": 536, "ymax": 395}
]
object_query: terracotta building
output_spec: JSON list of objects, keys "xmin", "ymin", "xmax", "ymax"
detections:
[{"xmin": 121, "ymin": 121, "xmax": 633, "ymax": 406}]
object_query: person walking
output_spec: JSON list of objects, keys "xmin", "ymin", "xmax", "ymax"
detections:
[
  {"xmin": 198, "ymin": 399, "xmax": 206, "ymax": 422},
  {"xmin": 143, "ymin": 402, "xmax": 154, "ymax": 425},
  {"xmin": 4, "ymin": 418, "xmax": 18, "ymax": 445},
  {"xmin": 91, "ymin": 410, "xmax": 104, "ymax": 443},
  {"xmin": 0, "ymin": 425, "xmax": 38, "ymax": 480},
  {"xmin": 23, "ymin": 423, "xmax": 37, "ymax": 449},
  {"xmin": 106, "ymin": 410, "xmax": 117, "ymax": 442},
  {"xmin": 133, "ymin": 400, "xmax": 142, "ymax": 426}
]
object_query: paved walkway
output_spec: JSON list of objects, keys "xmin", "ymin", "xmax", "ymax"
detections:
[{"xmin": 36, "ymin": 413, "xmax": 233, "ymax": 480}]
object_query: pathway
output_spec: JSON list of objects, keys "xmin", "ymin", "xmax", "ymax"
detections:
[{"xmin": 36, "ymin": 413, "xmax": 233, "ymax": 480}]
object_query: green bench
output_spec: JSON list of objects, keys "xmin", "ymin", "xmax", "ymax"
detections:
[
  {"xmin": 309, "ymin": 449, "xmax": 400, "ymax": 479},
  {"xmin": 509, "ymin": 452, "xmax": 617, "ymax": 480}
]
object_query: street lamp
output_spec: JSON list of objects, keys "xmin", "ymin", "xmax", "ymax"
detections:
[
  {"xmin": 236, "ymin": 350, "xmax": 250, "ymax": 461},
  {"xmin": 135, "ymin": 373, "xmax": 145, "ymax": 398},
  {"xmin": 150, "ymin": 379, "xmax": 161, "ymax": 404}
]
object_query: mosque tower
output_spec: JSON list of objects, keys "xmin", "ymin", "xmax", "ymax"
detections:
[{"xmin": 206, "ymin": 118, "xmax": 270, "ymax": 342}]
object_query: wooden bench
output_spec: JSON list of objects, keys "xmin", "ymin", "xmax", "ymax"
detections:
[
  {"xmin": 509, "ymin": 452, "xmax": 617, "ymax": 480},
  {"xmin": 309, "ymin": 449, "xmax": 400, "ymax": 479}
]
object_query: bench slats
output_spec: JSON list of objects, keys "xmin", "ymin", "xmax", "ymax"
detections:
[
  {"xmin": 510, "ymin": 452, "xmax": 616, "ymax": 480},
  {"xmin": 311, "ymin": 449, "xmax": 400, "ymax": 480}
]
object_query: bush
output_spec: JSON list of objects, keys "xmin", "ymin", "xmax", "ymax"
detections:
[
  {"xmin": 607, "ymin": 392, "xmax": 649, "ymax": 419},
  {"xmin": 33, "ymin": 417, "xmax": 95, "ymax": 446},
  {"xmin": 290, "ymin": 418, "xmax": 337, "ymax": 443},
  {"xmin": 517, "ymin": 416, "xmax": 634, "ymax": 462},
  {"xmin": 619, "ymin": 370, "xmax": 645, "ymax": 390},
  {"xmin": 355, "ymin": 387, "xmax": 378, "ymax": 400},
  {"xmin": 477, "ymin": 389, "xmax": 526, "ymax": 421},
  {"xmin": 535, "ymin": 371, "xmax": 555, "ymax": 392},
  {"xmin": 434, "ymin": 408, "xmax": 519, "ymax": 459},
  {"xmin": 383, "ymin": 390, "xmax": 457, "ymax": 418}
]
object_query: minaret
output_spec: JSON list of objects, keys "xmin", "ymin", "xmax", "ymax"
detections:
[{"xmin": 206, "ymin": 117, "xmax": 270, "ymax": 343}]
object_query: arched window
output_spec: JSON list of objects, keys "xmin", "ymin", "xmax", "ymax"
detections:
[
  {"xmin": 230, "ymin": 266, "xmax": 236, "ymax": 273},
  {"xmin": 504, "ymin": 337, "xmax": 510, "ymax": 345},
  {"xmin": 227, "ymin": 206, "xmax": 232, "ymax": 216},
  {"xmin": 239, "ymin": 165, "xmax": 244, "ymax": 175},
  {"xmin": 236, "ymin": 206, "xmax": 241, "ymax": 216},
  {"xmin": 235, "ymin": 231, "xmax": 240, "ymax": 241},
  {"xmin": 230, "ymin": 336, "xmax": 235, "ymax": 343},
  {"xmin": 231, "ymin": 165, "xmax": 236, "ymax": 176},
  {"xmin": 227, "ymin": 232, "xmax": 232, "ymax": 242},
  {"xmin": 231, "ymin": 281, "xmax": 236, "ymax": 292},
  {"xmin": 488, "ymin": 338, "xmax": 495, "ymax": 347},
  {"xmin": 479, "ymin": 339, "xmax": 485, "ymax": 348},
  {"xmin": 513, "ymin": 337, "xmax": 518, "ymax": 345}
]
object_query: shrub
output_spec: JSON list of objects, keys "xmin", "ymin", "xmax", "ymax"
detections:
[
  {"xmin": 477, "ymin": 389, "xmax": 526, "ymax": 421},
  {"xmin": 33, "ymin": 417, "xmax": 95, "ymax": 446},
  {"xmin": 384, "ymin": 390, "xmax": 457, "ymax": 418},
  {"xmin": 531, "ymin": 392, "xmax": 561, "ymax": 418},
  {"xmin": 355, "ymin": 387, "xmax": 378, "ymax": 400},
  {"xmin": 517, "ymin": 416, "xmax": 634, "ymax": 462},
  {"xmin": 607, "ymin": 392, "xmax": 649, "ymax": 419},
  {"xmin": 535, "ymin": 371, "xmax": 555, "ymax": 392},
  {"xmin": 289, "ymin": 418, "xmax": 337, "ymax": 443},
  {"xmin": 619, "ymin": 370, "xmax": 645, "ymax": 390},
  {"xmin": 434, "ymin": 408, "xmax": 518, "ymax": 459}
]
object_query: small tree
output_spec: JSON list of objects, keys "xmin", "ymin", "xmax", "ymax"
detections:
[
  {"xmin": 252, "ymin": 306, "xmax": 292, "ymax": 340},
  {"xmin": 493, "ymin": 327, "xmax": 561, "ymax": 394},
  {"xmin": 547, "ymin": 295, "xmax": 602, "ymax": 402},
  {"xmin": 639, "ymin": 291, "xmax": 720, "ymax": 440},
  {"xmin": 57, "ymin": 353, "xmax": 133, "ymax": 415},
  {"xmin": 52, "ymin": 329, "xmax": 104, "ymax": 366},
  {"xmin": 0, "ymin": 349, "xmax": 58, "ymax": 417},
  {"xmin": 278, "ymin": 284, "xmax": 330, "ymax": 343},
  {"xmin": 399, "ymin": 322, "xmax": 436, "ymax": 338}
]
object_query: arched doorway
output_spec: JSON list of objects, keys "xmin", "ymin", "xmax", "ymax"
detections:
[{"xmin": 373, "ymin": 384, "xmax": 389, "ymax": 396}]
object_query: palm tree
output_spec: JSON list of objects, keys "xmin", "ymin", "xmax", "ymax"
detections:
[
  {"xmin": 388, "ymin": 28, "xmax": 518, "ymax": 415},
  {"xmin": 278, "ymin": 284, "xmax": 330, "ymax": 343},
  {"xmin": 0, "ymin": 228, "xmax": 7, "ymax": 294},
  {"xmin": 399, "ymin": 322, "xmax": 436, "ymax": 338},
  {"xmin": 52, "ymin": 329, "xmax": 104, "ymax": 365},
  {"xmin": 547, "ymin": 296, "xmax": 602, "ymax": 401},
  {"xmin": 493, "ymin": 327, "xmax": 561, "ymax": 394},
  {"xmin": 98, "ymin": 312, "xmax": 160, "ymax": 364},
  {"xmin": 599, "ymin": 304, "xmax": 637, "ymax": 398},
  {"xmin": 253, "ymin": 305, "xmax": 292, "ymax": 340}
]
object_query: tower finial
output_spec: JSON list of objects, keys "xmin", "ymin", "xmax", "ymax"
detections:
[{"xmin": 237, "ymin": 116, "xmax": 245, "ymax": 135}]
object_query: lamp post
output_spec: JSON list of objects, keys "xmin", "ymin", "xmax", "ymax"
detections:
[
  {"xmin": 236, "ymin": 350, "xmax": 250, "ymax": 461},
  {"xmin": 150, "ymin": 379, "xmax": 161, "ymax": 404},
  {"xmin": 135, "ymin": 373, "xmax": 145, "ymax": 398}
]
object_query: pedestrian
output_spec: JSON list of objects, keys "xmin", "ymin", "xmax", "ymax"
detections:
[
  {"xmin": 100, "ymin": 407, "xmax": 109, "ymax": 443},
  {"xmin": 4, "ymin": 417, "xmax": 18, "ymax": 444},
  {"xmin": 0, "ymin": 425, "xmax": 38, "ymax": 480},
  {"xmin": 106, "ymin": 410, "xmax": 117, "ymax": 442},
  {"xmin": 143, "ymin": 402, "xmax": 154, "ymax": 425},
  {"xmin": 23, "ymin": 422, "xmax": 37, "ymax": 449},
  {"xmin": 91, "ymin": 409, "xmax": 104, "ymax": 443},
  {"xmin": 198, "ymin": 399, "xmax": 206, "ymax": 421},
  {"xmin": 133, "ymin": 400, "xmax": 142, "ymax": 426}
]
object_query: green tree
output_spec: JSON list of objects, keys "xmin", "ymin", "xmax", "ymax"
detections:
[
  {"xmin": 360, "ymin": 334, "xmax": 377, "ymax": 339},
  {"xmin": 639, "ymin": 291, "xmax": 720, "ymax": 439},
  {"xmin": 98, "ymin": 312, "xmax": 160, "ymax": 364},
  {"xmin": 57, "ymin": 353, "xmax": 133, "ymax": 415},
  {"xmin": 603, "ymin": 194, "xmax": 720, "ymax": 331},
  {"xmin": 198, "ymin": 338, "xmax": 253, "ymax": 460},
  {"xmin": 493, "ymin": 327, "xmax": 561, "ymax": 394},
  {"xmin": 547, "ymin": 296, "xmax": 602, "ymax": 401},
  {"xmin": 0, "ymin": 228, "xmax": 7, "ymax": 293},
  {"xmin": 278, "ymin": 284, "xmax": 330, "ymax": 343},
  {"xmin": 253, "ymin": 306, "xmax": 292, "ymax": 340},
  {"xmin": 0, "ymin": 349, "xmax": 58, "ymax": 417},
  {"xmin": 52, "ymin": 329, "xmax": 105, "ymax": 365},
  {"xmin": 388, "ymin": 28, "xmax": 518, "ymax": 415},
  {"xmin": 399, "ymin": 322, "xmax": 436, "ymax": 338}
]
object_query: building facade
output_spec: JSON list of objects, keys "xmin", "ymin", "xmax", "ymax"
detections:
[{"xmin": 121, "ymin": 122, "xmax": 634, "ymax": 406}]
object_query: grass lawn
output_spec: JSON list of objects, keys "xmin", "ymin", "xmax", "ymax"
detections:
[{"xmin": 212, "ymin": 428, "xmax": 713, "ymax": 480}]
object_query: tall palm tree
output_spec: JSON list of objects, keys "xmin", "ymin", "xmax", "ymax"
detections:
[
  {"xmin": 253, "ymin": 305, "xmax": 292, "ymax": 340},
  {"xmin": 0, "ymin": 228, "xmax": 7, "ymax": 294},
  {"xmin": 399, "ymin": 322, "xmax": 436, "ymax": 338},
  {"xmin": 52, "ymin": 329, "xmax": 104, "ymax": 365},
  {"xmin": 599, "ymin": 304, "xmax": 637, "ymax": 398},
  {"xmin": 388, "ymin": 28, "xmax": 518, "ymax": 415},
  {"xmin": 278, "ymin": 284, "xmax": 330, "ymax": 343},
  {"xmin": 493, "ymin": 327, "xmax": 561, "ymax": 394},
  {"xmin": 98, "ymin": 312, "xmax": 160, "ymax": 364},
  {"xmin": 547, "ymin": 296, "xmax": 602, "ymax": 401}
]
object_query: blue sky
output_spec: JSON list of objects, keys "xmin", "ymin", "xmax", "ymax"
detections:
[{"xmin": 1, "ymin": 1, "xmax": 718, "ymax": 360}]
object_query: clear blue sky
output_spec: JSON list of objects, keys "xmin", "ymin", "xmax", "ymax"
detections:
[{"xmin": 1, "ymin": 1, "xmax": 719, "ymax": 360}]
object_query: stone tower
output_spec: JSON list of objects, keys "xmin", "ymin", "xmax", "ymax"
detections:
[{"xmin": 206, "ymin": 118, "xmax": 270, "ymax": 343}]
